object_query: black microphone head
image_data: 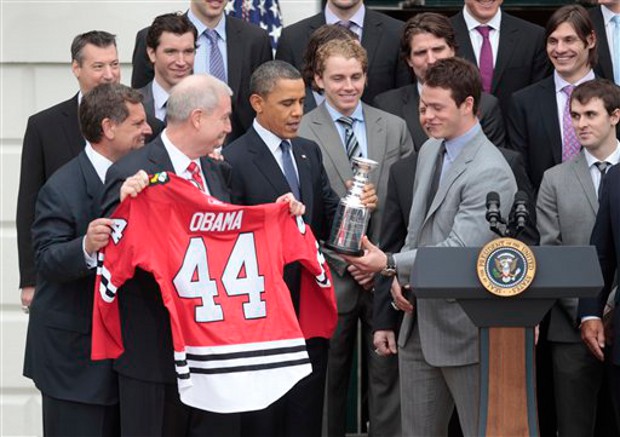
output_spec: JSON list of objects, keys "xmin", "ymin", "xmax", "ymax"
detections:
[
  {"xmin": 514, "ymin": 190, "xmax": 528, "ymax": 203},
  {"xmin": 486, "ymin": 191, "xmax": 500, "ymax": 207}
]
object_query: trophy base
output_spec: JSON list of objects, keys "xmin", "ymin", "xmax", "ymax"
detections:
[{"xmin": 324, "ymin": 242, "xmax": 364, "ymax": 257}]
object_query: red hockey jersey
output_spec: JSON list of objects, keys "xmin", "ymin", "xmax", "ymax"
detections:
[{"xmin": 92, "ymin": 172, "xmax": 336, "ymax": 413}]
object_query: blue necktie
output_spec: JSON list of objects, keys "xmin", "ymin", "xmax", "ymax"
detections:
[
  {"xmin": 205, "ymin": 29, "xmax": 227, "ymax": 83},
  {"xmin": 612, "ymin": 16, "xmax": 620, "ymax": 84},
  {"xmin": 280, "ymin": 141, "xmax": 300, "ymax": 200}
]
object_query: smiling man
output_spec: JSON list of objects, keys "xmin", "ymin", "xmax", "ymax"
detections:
[
  {"xmin": 139, "ymin": 13, "xmax": 197, "ymax": 124},
  {"xmin": 298, "ymin": 39, "xmax": 412, "ymax": 437},
  {"xmin": 507, "ymin": 5, "xmax": 598, "ymax": 191}
]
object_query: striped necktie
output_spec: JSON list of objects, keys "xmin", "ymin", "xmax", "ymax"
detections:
[
  {"xmin": 205, "ymin": 29, "xmax": 226, "ymax": 83},
  {"xmin": 337, "ymin": 116, "xmax": 362, "ymax": 163}
]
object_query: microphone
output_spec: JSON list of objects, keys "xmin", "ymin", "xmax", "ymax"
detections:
[
  {"xmin": 512, "ymin": 190, "xmax": 529, "ymax": 232},
  {"xmin": 485, "ymin": 191, "xmax": 504, "ymax": 236}
]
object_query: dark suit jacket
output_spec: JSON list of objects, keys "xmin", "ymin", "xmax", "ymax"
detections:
[
  {"xmin": 23, "ymin": 151, "xmax": 117, "ymax": 405},
  {"xmin": 131, "ymin": 15, "xmax": 272, "ymax": 142},
  {"xmin": 136, "ymin": 82, "xmax": 167, "ymax": 138},
  {"xmin": 579, "ymin": 164, "xmax": 620, "ymax": 365},
  {"xmin": 373, "ymin": 83, "xmax": 507, "ymax": 151},
  {"xmin": 100, "ymin": 137, "xmax": 231, "ymax": 383},
  {"xmin": 591, "ymin": 6, "xmax": 615, "ymax": 82},
  {"xmin": 275, "ymin": 9, "xmax": 412, "ymax": 103},
  {"xmin": 451, "ymin": 11, "xmax": 551, "ymax": 115},
  {"xmin": 222, "ymin": 127, "xmax": 339, "ymax": 309},
  {"xmin": 373, "ymin": 146, "xmax": 538, "ymax": 331},
  {"xmin": 16, "ymin": 94, "xmax": 84, "ymax": 288}
]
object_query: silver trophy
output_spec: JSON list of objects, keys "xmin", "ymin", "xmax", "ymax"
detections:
[{"xmin": 325, "ymin": 157, "xmax": 378, "ymax": 256}]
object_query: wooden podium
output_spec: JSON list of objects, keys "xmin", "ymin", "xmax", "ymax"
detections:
[{"xmin": 410, "ymin": 245, "xmax": 603, "ymax": 436}]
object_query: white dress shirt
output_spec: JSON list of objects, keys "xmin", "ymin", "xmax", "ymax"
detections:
[{"xmin": 462, "ymin": 6, "xmax": 501, "ymax": 66}]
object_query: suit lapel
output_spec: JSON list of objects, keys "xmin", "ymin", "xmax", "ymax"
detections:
[
  {"xmin": 592, "ymin": 7, "xmax": 614, "ymax": 80},
  {"xmin": 77, "ymin": 151, "xmax": 104, "ymax": 216},
  {"xmin": 361, "ymin": 12, "xmax": 382, "ymax": 76},
  {"xmin": 492, "ymin": 16, "xmax": 519, "ymax": 93},
  {"xmin": 246, "ymin": 128, "xmax": 294, "ymax": 197},
  {"xmin": 308, "ymin": 104, "xmax": 352, "ymax": 188},
  {"xmin": 225, "ymin": 17, "xmax": 242, "ymax": 101},
  {"xmin": 147, "ymin": 137, "xmax": 175, "ymax": 172},
  {"xmin": 292, "ymin": 139, "xmax": 315, "ymax": 216},
  {"xmin": 63, "ymin": 94, "xmax": 85, "ymax": 156},
  {"xmin": 201, "ymin": 158, "xmax": 230, "ymax": 202},
  {"xmin": 362, "ymin": 104, "xmax": 387, "ymax": 187},
  {"xmin": 539, "ymin": 77, "xmax": 563, "ymax": 164},
  {"xmin": 452, "ymin": 13, "xmax": 477, "ymax": 64},
  {"xmin": 572, "ymin": 153, "xmax": 598, "ymax": 214}
]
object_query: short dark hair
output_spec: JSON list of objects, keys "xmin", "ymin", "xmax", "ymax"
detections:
[
  {"xmin": 146, "ymin": 12, "xmax": 198, "ymax": 51},
  {"xmin": 71, "ymin": 31, "xmax": 117, "ymax": 65},
  {"xmin": 571, "ymin": 79, "xmax": 620, "ymax": 115},
  {"xmin": 250, "ymin": 60, "xmax": 302, "ymax": 96},
  {"xmin": 302, "ymin": 24, "xmax": 357, "ymax": 91},
  {"xmin": 424, "ymin": 57, "xmax": 481, "ymax": 114},
  {"xmin": 400, "ymin": 13, "xmax": 458, "ymax": 64},
  {"xmin": 79, "ymin": 83, "xmax": 144, "ymax": 143},
  {"xmin": 546, "ymin": 5, "xmax": 597, "ymax": 68}
]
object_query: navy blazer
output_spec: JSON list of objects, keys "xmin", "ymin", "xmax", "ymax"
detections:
[
  {"xmin": 24, "ymin": 151, "xmax": 117, "ymax": 405},
  {"xmin": 99, "ymin": 137, "xmax": 231, "ymax": 383}
]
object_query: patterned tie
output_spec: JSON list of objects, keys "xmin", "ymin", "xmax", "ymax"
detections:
[
  {"xmin": 426, "ymin": 141, "xmax": 446, "ymax": 214},
  {"xmin": 594, "ymin": 161, "xmax": 610, "ymax": 199},
  {"xmin": 613, "ymin": 16, "xmax": 620, "ymax": 85},
  {"xmin": 205, "ymin": 29, "xmax": 227, "ymax": 83},
  {"xmin": 187, "ymin": 161, "xmax": 205, "ymax": 192},
  {"xmin": 337, "ymin": 116, "xmax": 362, "ymax": 163},
  {"xmin": 280, "ymin": 141, "xmax": 301, "ymax": 200},
  {"xmin": 476, "ymin": 26, "xmax": 494, "ymax": 93},
  {"xmin": 561, "ymin": 85, "xmax": 581, "ymax": 162}
]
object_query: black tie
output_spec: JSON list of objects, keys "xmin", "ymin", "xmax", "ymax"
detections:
[
  {"xmin": 595, "ymin": 161, "xmax": 610, "ymax": 199},
  {"xmin": 426, "ymin": 141, "xmax": 446, "ymax": 214},
  {"xmin": 280, "ymin": 141, "xmax": 301, "ymax": 200}
]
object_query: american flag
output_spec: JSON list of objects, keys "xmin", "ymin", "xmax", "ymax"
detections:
[{"xmin": 226, "ymin": 0, "xmax": 283, "ymax": 51}]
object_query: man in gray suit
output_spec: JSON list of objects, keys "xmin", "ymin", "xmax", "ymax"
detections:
[
  {"xmin": 537, "ymin": 79, "xmax": 620, "ymax": 437},
  {"xmin": 345, "ymin": 57, "xmax": 516, "ymax": 436},
  {"xmin": 138, "ymin": 13, "xmax": 197, "ymax": 123},
  {"xmin": 298, "ymin": 39, "xmax": 413, "ymax": 437}
]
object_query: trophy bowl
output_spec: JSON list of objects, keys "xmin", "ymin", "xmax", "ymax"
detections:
[{"xmin": 324, "ymin": 157, "xmax": 378, "ymax": 256}]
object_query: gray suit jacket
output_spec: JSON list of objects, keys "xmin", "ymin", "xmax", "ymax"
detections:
[
  {"xmin": 298, "ymin": 102, "xmax": 414, "ymax": 311},
  {"xmin": 537, "ymin": 151, "xmax": 598, "ymax": 342},
  {"xmin": 394, "ymin": 128, "xmax": 517, "ymax": 366}
]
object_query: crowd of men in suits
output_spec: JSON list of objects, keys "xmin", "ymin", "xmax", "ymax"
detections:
[{"xmin": 15, "ymin": 0, "xmax": 620, "ymax": 435}]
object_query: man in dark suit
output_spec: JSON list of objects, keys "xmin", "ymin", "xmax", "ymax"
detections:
[
  {"xmin": 16, "ymin": 30, "xmax": 120, "ymax": 312},
  {"xmin": 23, "ymin": 83, "xmax": 152, "ymax": 436},
  {"xmin": 223, "ymin": 60, "xmax": 375, "ymax": 437},
  {"xmin": 539, "ymin": 79, "xmax": 620, "ymax": 437},
  {"xmin": 507, "ymin": 5, "xmax": 597, "ymax": 191},
  {"xmin": 137, "ymin": 12, "xmax": 197, "ymax": 125},
  {"xmin": 590, "ymin": 3, "xmax": 620, "ymax": 83},
  {"xmin": 101, "ymin": 74, "xmax": 240, "ymax": 437},
  {"xmin": 131, "ymin": 0, "xmax": 272, "ymax": 142},
  {"xmin": 374, "ymin": 12, "xmax": 506, "ymax": 151},
  {"xmin": 275, "ymin": 0, "xmax": 411, "ymax": 104},
  {"xmin": 451, "ymin": 0, "xmax": 550, "ymax": 116}
]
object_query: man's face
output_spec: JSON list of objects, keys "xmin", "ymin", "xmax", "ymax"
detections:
[
  {"xmin": 315, "ymin": 55, "xmax": 366, "ymax": 116},
  {"xmin": 419, "ymin": 84, "xmax": 472, "ymax": 140},
  {"xmin": 407, "ymin": 33, "xmax": 455, "ymax": 83},
  {"xmin": 190, "ymin": 0, "xmax": 228, "ymax": 24},
  {"xmin": 198, "ymin": 94, "xmax": 232, "ymax": 152},
  {"xmin": 148, "ymin": 32, "xmax": 195, "ymax": 91},
  {"xmin": 72, "ymin": 44, "xmax": 120, "ymax": 94},
  {"xmin": 108, "ymin": 102, "xmax": 152, "ymax": 160},
  {"xmin": 328, "ymin": 0, "xmax": 363, "ymax": 12},
  {"xmin": 547, "ymin": 22, "xmax": 594, "ymax": 82},
  {"xmin": 464, "ymin": 0, "xmax": 503, "ymax": 24},
  {"xmin": 570, "ymin": 97, "xmax": 619, "ymax": 152},
  {"xmin": 252, "ymin": 78, "xmax": 305, "ymax": 139}
]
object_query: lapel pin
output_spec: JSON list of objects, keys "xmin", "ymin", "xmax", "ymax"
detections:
[{"xmin": 301, "ymin": 154, "xmax": 307, "ymax": 159}]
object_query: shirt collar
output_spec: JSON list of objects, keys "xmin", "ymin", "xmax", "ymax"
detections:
[
  {"xmin": 325, "ymin": 3, "xmax": 365, "ymax": 29},
  {"xmin": 253, "ymin": 118, "xmax": 290, "ymax": 155},
  {"xmin": 553, "ymin": 69, "xmax": 595, "ymax": 93},
  {"xmin": 324, "ymin": 100, "xmax": 364, "ymax": 123},
  {"xmin": 151, "ymin": 79, "xmax": 170, "ymax": 111},
  {"xmin": 601, "ymin": 5, "xmax": 619, "ymax": 26},
  {"xmin": 444, "ymin": 122, "xmax": 481, "ymax": 162},
  {"xmin": 188, "ymin": 9, "xmax": 227, "ymax": 40},
  {"xmin": 84, "ymin": 141, "xmax": 113, "ymax": 183},
  {"xmin": 583, "ymin": 140, "xmax": 620, "ymax": 167},
  {"xmin": 463, "ymin": 5, "xmax": 502, "ymax": 31},
  {"xmin": 161, "ymin": 129, "xmax": 197, "ymax": 175}
]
